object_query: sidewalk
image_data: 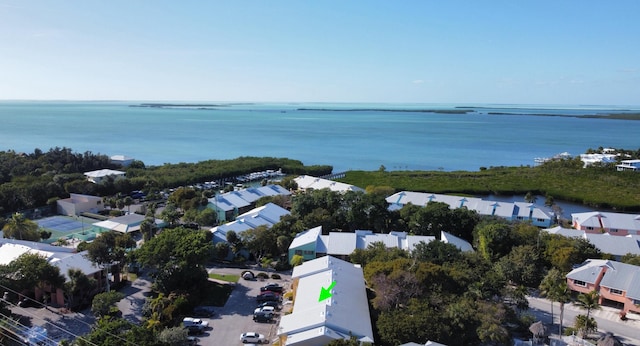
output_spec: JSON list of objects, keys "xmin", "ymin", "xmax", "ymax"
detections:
[{"xmin": 528, "ymin": 295, "xmax": 640, "ymax": 345}]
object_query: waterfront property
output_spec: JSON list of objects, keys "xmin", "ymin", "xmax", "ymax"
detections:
[
  {"xmin": 277, "ymin": 255, "xmax": 375, "ymax": 345},
  {"xmin": 288, "ymin": 226, "xmax": 473, "ymax": 263},
  {"xmin": 616, "ymin": 159, "xmax": 640, "ymax": 171},
  {"xmin": 571, "ymin": 211, "xmax": 640, "ymax": 236},
  {"xmin": 543, "ymin": 226, "xmax": 640, "ymax": 260},
  {"xmin": 83, "ymin": 169, "xmax": 126, "ymax": 184},
  {"xmin": 386, "ymin": 191, "xmax": 554, "ymax": 228},
  {"xmin": 293, "ymin": 175, "xmax": 364, "ymax": 193},
  {"xmin": 207, "ymin": 184, "xmax": 290, "ymax": 222},
  {"xmin": 566, "ymin": 259, "xmax": 640, "ymax": 314}
]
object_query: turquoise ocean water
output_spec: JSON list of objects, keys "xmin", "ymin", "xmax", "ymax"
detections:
[{"xmin": 1, "ymin": 101, "xmax": 639, "ymax": 172}]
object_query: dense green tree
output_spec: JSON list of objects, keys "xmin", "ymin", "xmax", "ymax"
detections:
[
  {"xmin": 64, "ymin": 268, "xmax": 98, "ymax": 311},
  {"xmin": 2, "ymin": 253, "xmax": 65, "ymax": 298},
  {"xmin": 411, "ymin": 240, "xmax": 462, "ymax": 265},
  {"xmin": 86, "ymin": 231, "xmax": 135, "ymax": 288},
  {"xmin": 474, "ymin": 221, "xmax": 514, "ymax": 261},
  {"xmin": 241, "ymin": 225, "xmax": 278, "ymax": 262},
  {"xmin": 160, "ymin": 202, "xmax": 181, "ymax": 227},
  {"xmin": 73, "ymin": 317, "xmax": 161, "ymax": 346},
  {"xmin": 350, "ymin": 241, "xmax": 408, "ymax": 267},
  {"xmin": 2, "ymin": 213, "xmax": 41, "ymax": 241},
  {"xmin": 91, "ymin": 291, "xmax": 124, "ymax": 318},
  {"xmin": 196, "ymin": 207, "xmax": 216, "ymax": 226},
  {"xmin": 135, "ymin": 227, "xmax": 213, "ymax": 294},
  {"xmin": 620, "ymin": 253, "xmax": 640, "ymax": 266},
  {"xmin": 495, "ymin": 245, "xmax": 542, "ymax": 286},
  {"xmin": 157, "ymin": 326, "xmax": 189, "ymax": 346}
]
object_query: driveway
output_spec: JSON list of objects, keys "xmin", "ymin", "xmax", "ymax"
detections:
[{"xmin": 200, "ymin": 267, "xmax": 292, "ymax": 346}]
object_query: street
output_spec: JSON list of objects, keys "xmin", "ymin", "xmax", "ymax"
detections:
[{"xmin": 527, "ymin": 295, "xmax": 640, "ymax": 345}]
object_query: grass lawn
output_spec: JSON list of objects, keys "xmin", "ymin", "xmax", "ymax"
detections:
[{"xmin": 208, "ymin": 273, "xmax": 239, "ymax": 283}]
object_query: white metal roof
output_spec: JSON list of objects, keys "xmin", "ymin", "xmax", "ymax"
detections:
[
  {"xmin": 289, "ymin": 226, "xmax": 322, "ymax": 249},
  {"xmin": 83, "ymin": 169, "xmax": 126, "ymax": 178},
  {"xmin": 572, "ymin": 211, "xmax": 640, "ymax": 233},
  {"xmin": 280, "ymin": 256, "xmax": 374, "ymax": 344},
  {"xmin": 293, "ymin": 175, "xmax": 364, "ymax": 193},
  {"xmin": 386, "ymin": 191, "xmax": 553, "ymax": 222}
]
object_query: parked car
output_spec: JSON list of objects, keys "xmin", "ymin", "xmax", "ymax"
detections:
[
  {"xmin": 240, "ymin": 332, "xmax": 266, "ymax": 344},
  {"xmin": 182, "ymin": 317, "xmax": 209, "ymax": 332},
  {"xmin": 253, "ymin": 306, "xmax": 275, "ymax": 315},
  {"xmin": 256, "ymin": 291, "xmax": 281, "ymax": 303},
  {"xmin": 257, "ymin": 301, "xmax": 280, "ymax": 310},
  {"xmin": 252, "ymin": 311, "xmax": 274, "ymax": 323},
  {"xmin": 260, "ymin": 283, "xmax": 283, "ymax": 293}
]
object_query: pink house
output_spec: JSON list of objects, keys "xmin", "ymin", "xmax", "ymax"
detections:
[
  {"xmin": 572, "ymin": 211, "xmax": 640, "ymax": 236},
  {"xmin": 566, "ymin": 259, "xmax": 640, "ymax": 314}
]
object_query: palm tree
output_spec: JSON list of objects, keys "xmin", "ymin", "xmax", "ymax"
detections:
[
  {"xmin": 555, "ymin": 281, "xmax": 572, "ymax": 335},
  {"xmin": 539, "ymin": 268, "xmax": 563, "ymax": 329},
  {"xmin": 2, "ymin": 212, "xmax": 39, "ymax": 241},
  {"xmin": 575, "ymin": 290, "xmax": 601, "ymax": 321}
]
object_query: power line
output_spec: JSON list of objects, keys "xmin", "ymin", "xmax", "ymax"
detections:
[
  {"xmin": 0, "ymin": 310, "xmax": 62, "ymax": 346},
  {"xmin": 0, "ymin": 283, "xmax": 138, "ymax": 346}
]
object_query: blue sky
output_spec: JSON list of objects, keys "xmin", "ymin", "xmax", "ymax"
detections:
[{"xmin": 1, "ymin": 1, "xmax": 639, "ymax": 105}]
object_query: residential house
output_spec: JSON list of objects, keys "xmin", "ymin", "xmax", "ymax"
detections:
[
  {"xmin": 579, "ymin": 153, "xmax": 617, "ymax": 167},
  {"xmin": 207, "ymin": 184, "xmax": 290, "ymax": 222},
  {"xmin": 288, "ymin": 226, "xmax": 473, "ymax": 263},
  {"xmin": 277, "ymin": 256, "xmax": 375, "ymax": 345},
  {"xmin": 110, "ymin": 155, "xmax": 135, "ymax": 167},
  {"xmin": 616, "ymin": 159, "xmax": 640, "ymax": 172},
  {"xmin": 56, "ymin": 193, "xmax": 104, "ymax": 216},
  {"xmin": 0, "ymin": 238, "xmax": 103, "ymax": 307},
  {"xmin": 84, "ymin": 169, "xmax": 126, "ymax": 184},
  {"xmin": 543, "ymin": 226, "xmax": 640, "ymax": 260},
  {"xmin": 572, "ymin": 211, "xmax": 640, "ymax": 236},
  {"xmin": 293, "ymin": 175, "xmax": 364, "ymax": 193},
  {"xmin": 92, "ymin": 213, "xmax": 165, "ymax": 234},
  {"xmin": 566, "ymin": 259, "xmax": 640, "ymax": 313},
  {"xmin": 386, "ymin": 191, "xmax": 554, "ymax": 228},
  {"xmin": 211, "ymin": 203, "xmax": 290, "ymax": 260}
]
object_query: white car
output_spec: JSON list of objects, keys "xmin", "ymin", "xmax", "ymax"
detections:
[
  {"xmin": 240, "ymin": 332, "xmax": 266, "ymax": 344},
  {"xmin": 253, "ymin": 306, "xmax": 275, "ymax": 315}
]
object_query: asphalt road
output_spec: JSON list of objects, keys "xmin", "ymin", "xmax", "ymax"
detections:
[
  {"xmin": 202, "ymin": 267, "xmax": 292, "ymax": 346},
  {"xmin": 526, "ymin": 295, "xmax": 640, "ymax": 345}
]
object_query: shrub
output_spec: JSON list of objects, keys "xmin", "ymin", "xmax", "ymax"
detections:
[
  {"xmin": 271, "ymin": 273, "xmax": 281, "ymax": 279},
  {"xmin": 256, "ymin": 272, "xmax": 269, "ymax": 280}
]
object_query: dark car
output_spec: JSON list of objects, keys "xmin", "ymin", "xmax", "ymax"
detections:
[
  {"xmin": 259, "ymin": 283, "xmax": 283, "ymax": 293},
  {"xmin": 253, "ymin": 311, "xmax": 274, "ymax": 323},
  {"xmin": 256, "ymin": 292, "xmax": 281, "ymax": 303}
]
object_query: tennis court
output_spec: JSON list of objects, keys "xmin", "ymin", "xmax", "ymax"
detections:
[{"xmin": 36, "ymin": 216, "xmax": 87, "ymax": 232}]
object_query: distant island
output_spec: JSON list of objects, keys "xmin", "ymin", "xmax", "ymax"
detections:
[
  {"xmin": 130, "ymin": 103, "xmax": 255, "ymax": 109},
  {"xmin": 297, "ymin": 108, "xmax": 472, "ymax": 114}
]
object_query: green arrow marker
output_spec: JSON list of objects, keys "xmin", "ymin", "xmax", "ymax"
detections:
[{"xmin": 318, "ymin": 280, "xmax": 336, "ymax": 302}]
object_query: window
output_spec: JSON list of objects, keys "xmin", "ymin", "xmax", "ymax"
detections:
[
  {"xmin": 303, "ymin": 250, "xmax": 314, "ymax": 255},
  {"xmin": 574, "ymin": 280, "xmax": 587, "ymax": 287},
  {"xmin": 634, "ymin": 299, "xmax": 640, "ymax": 305},
  {"xmin": 294, "ymin": 250, "xmax": 302, "ymax": 255},
  {"xmin": 586, "ymin": 226, "xmax": 594, "ymax": 230},
  {"xmin": 610, "ymin": 288, "xmax": 623, "ymax": 295},
  {"xmin": 609, "ymin": 229, "xmax": 618, "ymax": 233},
  {"xmin": 537, "ymin": 218, "xmax": 545, "ymax": 222}
]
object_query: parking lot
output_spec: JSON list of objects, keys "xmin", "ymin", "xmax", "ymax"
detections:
[{"xmin": 195, "ymin": 268, "xmax": 292, "ymax": 345}]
